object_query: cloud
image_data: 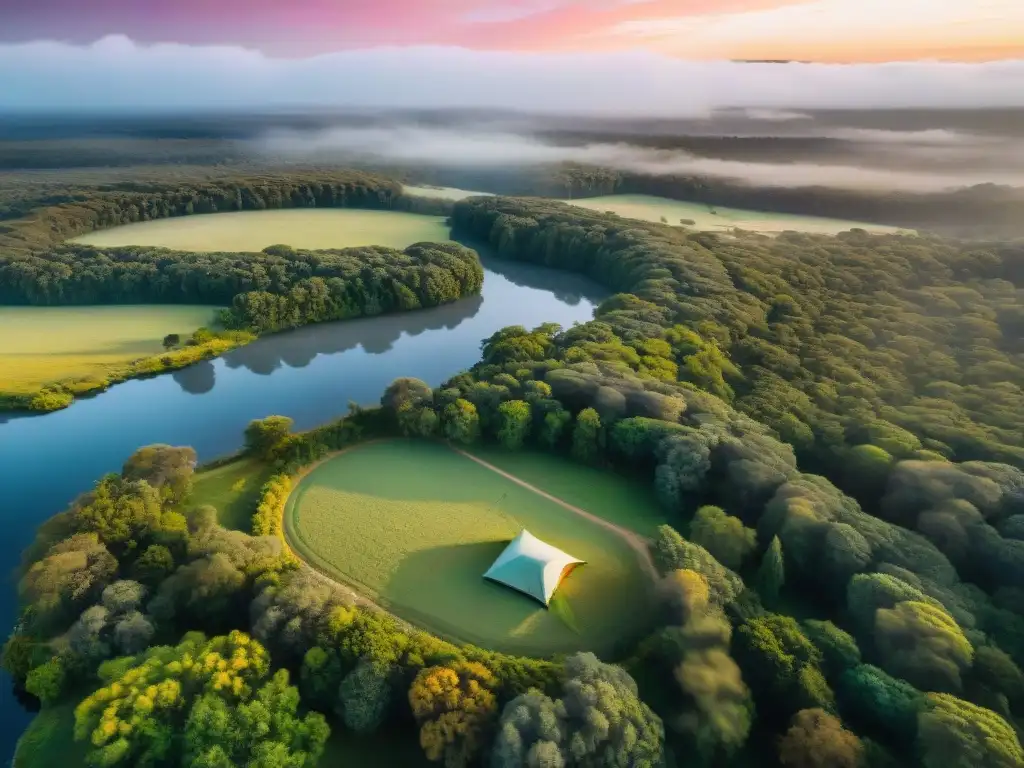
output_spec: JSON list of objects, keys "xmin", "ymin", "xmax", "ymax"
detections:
[
  {"xmin": 738, "ymin": 109, "xmax": 813, "ymax": 121},
  {"xmin": 614, "ymin": 0, "xmax": 1024, "ymax": 62},
  {"xmin": 0, "ymin": 36, "xmax": 1022, "ymax": 114},
  {"xmin": 255, "ymin": 126, "xmax": 1024, "ymax": 192},
  {"xmin": 822, "ymin": 128, "xmax": 983, "ymax": 145}
]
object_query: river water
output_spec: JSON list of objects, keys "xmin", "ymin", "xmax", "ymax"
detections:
[{"xmin": 0, "ymin": 255, "xmax": 605, "ymax": 760}]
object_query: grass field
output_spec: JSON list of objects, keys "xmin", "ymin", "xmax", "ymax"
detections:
[
  {"xmin": 12, "ymin": 702, "xmax": 86, "ymax": 768},
  {"xmin": 284, "ymin": 440, "xmax": 655, "ymax": 656},
  {"xmin": 0, "ymin": 305, "xmax": 220, "ymax": 394},
  {"xmin": 566, "ymin": 194, "xmax": 911, "ymax": 235},
  {"xmin": 189, "ymin": 457, "xmax": 274, "ymax": 532},
  {"xmin": 465, "ymin": 446, "xmax": 668, "ymax": 538},
  {"xmin": 72, "ymin": 209, "xmax": 451, "ymax": 251}
]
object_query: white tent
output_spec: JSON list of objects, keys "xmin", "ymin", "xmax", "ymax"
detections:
[{"xmin": 483, "ymin": 530, "xmax": 584, "ymax": 607}]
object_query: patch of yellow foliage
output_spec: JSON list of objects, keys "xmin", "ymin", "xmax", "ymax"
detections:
[
  {"xmin": 409, "ymin": 661, "xmax": 498, "ymax": 766},
  {"xmin": 73, "ymin": 631, "xmax": 269, "ymax": 756}
]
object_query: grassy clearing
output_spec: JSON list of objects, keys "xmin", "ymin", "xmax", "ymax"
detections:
[
  {"xmin": 285, "ymin": 440, "xmax": 654, "ymax": 656},
  {"xmin": 465, "ymin": 447, "xmax": 668, "ymax": 538},
  {"xmin": 0, "ymin": 305, "xmax": 220, "ymax": 394},
  {"xmin": 566, "ymin": 194, "xmax": 911, "ymax": 235},
  {"xmin": 13, "ymin": 702, "xmax": 86, "ymax": 768},
  {"xmin": 189, "ymin": 457, "xmax": 274, "ymax": 532},
  {"xmin": 72, "ymin": 209, "xmax": 451, "ymax": 252}
]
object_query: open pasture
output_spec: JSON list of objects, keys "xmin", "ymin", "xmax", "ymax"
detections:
[
  {"xmin": 566, "ymin": 194, "xmax": 911, "ymax": 235},
  {"xmin": 0, "ymin": 305, "xmax": 219, "ymax": 394},
  {"xmin": 72, "ymin": 208, "xmax": 451, "ymax": 251},
  {"xmin": 284, "ymin": 439, "xmax": 655, "ymax": 656},
  {"xmin": 465, "ymin": 446, "xmax": 668, "ymax": 538}
]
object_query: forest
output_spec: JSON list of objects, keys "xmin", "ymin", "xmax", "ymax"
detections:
[
  {"xmin": 0, "ymin": 241, "xmax": 484, "ymax": 333},
  {"xmin": 3, "ymin": 173, "xmax": 1024, "ymax": 767},
  {"xmin": 8, "ymin": 320, "xmax": 1024, "ymax": 765},
  {"xmin": 450, "ymin": 197, "xmax": 1024, "ymax": 484}
]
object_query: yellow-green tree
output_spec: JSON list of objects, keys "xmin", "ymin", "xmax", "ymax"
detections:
[
  {"xmin": 73, "ymin": 631, "xmax": 325, "ymax": 767},
  {"xmin": 917, "ymin": 693, "xmax": 1023, "ymax": 768},
  {"xmin": 570, "ymin": 408, "xmax": 602, "ymax": 464},
  {"xmin": 874, "ymin": 601, "xmax": 973, "ymax": 693},
  {"xmin": 408, "ymin": 661, "xmax": 498, "ymax": 767},
  {"xmin": 496, "ymin": 400, "xmax": 531, "ymax": 449},
  {"xmin": 689, "ymin": 506, "xmax": 756, "ymax": 570},
  {"xmin": 443, "ymin": 398, "xmax": 480, "ymax": 444}
]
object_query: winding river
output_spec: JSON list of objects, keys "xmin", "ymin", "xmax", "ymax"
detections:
[{"xmin": 0, "ymin": 253, "xmax": 607, "ymax": 760}]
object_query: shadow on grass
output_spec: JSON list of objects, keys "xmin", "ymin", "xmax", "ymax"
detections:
[
  {"xmin": 382, "ymin": 540, "xmax": 586, "ymax": 656},
  {"xmin": 190, "ymin": 459, "xmax": 273, "ymax": 533}
]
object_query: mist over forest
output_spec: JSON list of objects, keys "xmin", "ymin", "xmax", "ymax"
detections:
[{"xmin": 2, "ymin": 106, "xmax": 1023, "ymax": 237}]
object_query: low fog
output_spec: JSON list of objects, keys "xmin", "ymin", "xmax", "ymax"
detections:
[{"xmin": 254, "ymin": 124, "xmax": 1024, "ymax": 193}]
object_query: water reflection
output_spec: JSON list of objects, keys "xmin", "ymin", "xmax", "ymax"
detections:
[
  {"xmin": 476, "ymin": 254, "xmax": 607, "ymax": 307},
  {"xmin": 172, "ymin": 251, "xmax": 601, "ymax": 390},
  {"xmin": 217, "ymin": 294, "xmax": 483, "ymax": 380},
  {"xmin": 172, "ymin": 359, "xmax": 216, "ymax": 395}
]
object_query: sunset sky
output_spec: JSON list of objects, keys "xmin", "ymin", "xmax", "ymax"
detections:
[{"xmin": 2, "ymin": 0, "xmax": 1022, "ymax": 62}]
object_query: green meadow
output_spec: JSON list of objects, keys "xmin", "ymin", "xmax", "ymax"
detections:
[
  {"xmin": 72, "ymin": 208, "xmax": 451, "ymax": 251},
  {"xmin": 0, "ymin": 305, "xmax": 220, "ymax": 395},
  {"xmin": 566, "ymin": 194, "xmax": 911, "ymax": 235},
  {"xmin": 284, "ymin": 440, "xmax": 656, "ymax": 656}
]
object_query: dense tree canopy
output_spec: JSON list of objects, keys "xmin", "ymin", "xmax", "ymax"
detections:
[
  {"xmin": 492, "ymin": 652, "xmax": 665, "ymax": 768},
  {"xmin": 451, "ymin": 197, "xmax": 1024, "ymax": 480},
  {"xmin": 73, "ymin": 631, "xmax": 328, "ymax": 767},
  {"xmin": 778, "ymin": 708, "xmax": 864, "ymax": 768}
]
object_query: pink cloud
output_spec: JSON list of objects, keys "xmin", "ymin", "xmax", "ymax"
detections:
[
  {"xmin": 0, "ymin": 0, "xmax": 805, "ymax": 53},
  {"xmin": 0, "ymin": 0, "xmax": 1018, "ymax": 61}
]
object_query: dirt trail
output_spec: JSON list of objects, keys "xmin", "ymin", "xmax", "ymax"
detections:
[{"xmin": 451, "ymin": 448, "xmax": 658, "ymax": 582}]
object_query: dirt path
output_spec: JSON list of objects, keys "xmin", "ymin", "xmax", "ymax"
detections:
[{"xmin": 451, "ymin": 447, "xmax": 659, "ymax": 582}]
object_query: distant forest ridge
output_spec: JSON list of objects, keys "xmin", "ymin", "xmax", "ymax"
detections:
[{"xmin": 1, "ymin": 108, "xmax": 1023, "ymax": 237}]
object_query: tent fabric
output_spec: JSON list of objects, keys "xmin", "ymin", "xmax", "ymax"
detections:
[{"xmin": 483, "ymin": 529, "xmax": 585, "ymax": 606}]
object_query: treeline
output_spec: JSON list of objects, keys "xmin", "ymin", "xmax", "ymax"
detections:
[
  {"xmin": 451, "ymin": 196, "xmax": 1024, "ymax": 490},
  {"xmin": 0, "ymin": 241, "xmax": 484, "ymax": 331},
  {"xmin": 0, "ymin": 169, "xmax": 451, "ymax": 254}
]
